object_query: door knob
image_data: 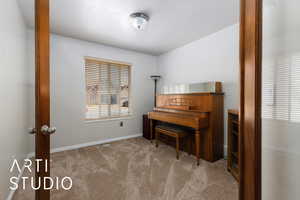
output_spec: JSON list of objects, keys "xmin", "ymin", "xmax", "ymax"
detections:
[
  {"xmin": 41, "ymin": 125, "xmax": 56, "ymax": 135},
  {"xmin": 28, "ymin": 128, "xmax": 37, "ymax": 135}
]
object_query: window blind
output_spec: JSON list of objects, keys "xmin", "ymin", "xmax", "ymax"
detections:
[
  {"xmin": 262, "ymin": 53, "xmax": 300, "ymax": 122},
  {"xmin": 85, "ymin": 58, "xmax": 130, "ymax": 120}
]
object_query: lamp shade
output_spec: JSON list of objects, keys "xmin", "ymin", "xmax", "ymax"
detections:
[
  {"xmin": 130, "ymin": 12, "xmax": 149, "ymax": 30},
  {"xmin": 150, "ymin": 75, "xmax": 161, "ymax": 81}
]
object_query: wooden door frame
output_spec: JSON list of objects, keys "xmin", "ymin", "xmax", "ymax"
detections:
[
  {"xmin": 35, "ymin": 0, "xmax": 50, "ymax": 199},
  {"xmin": 239, "ymin": 0, "xmax": 262, "ymax": 200}
]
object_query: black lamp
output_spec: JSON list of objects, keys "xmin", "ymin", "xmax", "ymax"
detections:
[{"xmin": 150, "ymin": 75, "xmax": 162, "ymax": 107}]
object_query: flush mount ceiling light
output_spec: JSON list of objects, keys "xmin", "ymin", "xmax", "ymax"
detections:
[{"xmin": 129, "ymin": 12, "xmax": 149, "ymax": 30}]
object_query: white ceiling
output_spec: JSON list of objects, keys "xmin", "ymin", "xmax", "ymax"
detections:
[{"xmin": 18, "ymin": 0, "xmax": 239, "ymax": 55}]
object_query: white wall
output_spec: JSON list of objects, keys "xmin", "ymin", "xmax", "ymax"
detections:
[
  {"xmin": 27, "ymin": 25, "xmax": 240, "ymax": 155},
  {"xmin": 262, "ymin": 0, "xmax": 300, "ymax": 199},
  {"xmin": 157, "ymin": 24, "xmax": 240, "ymax": 153},
  {"xmin": 28, "ymin": 33, "xmax": 158, "ymax": 151},
  {"xmin": 0, "ymin": 0, "xmax": 31, "ymax": 199}
]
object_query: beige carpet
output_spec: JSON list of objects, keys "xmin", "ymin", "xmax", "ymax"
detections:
[{"xmin": 13, "ymin": 137, "xmax": 238, "ymax": 200}]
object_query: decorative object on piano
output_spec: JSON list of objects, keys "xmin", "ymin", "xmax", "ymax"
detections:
[
  {"xmin": 161, "ymin": 81, "xmax": 222, "ymax": 94},
  {"xmin": 150, "ymin": 75, "xmax": 162, "ymax": 107},
  {"xmin": 227, "ymin": 109, "xmax": 239, "ymax": 181},
  {"xmin": 148, "ymin": 83, "xmax": 224, "ymax": 165}
]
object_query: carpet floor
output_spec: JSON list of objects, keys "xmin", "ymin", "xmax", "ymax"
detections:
[{"xmin": 13, "ymin": 137, "xmax": 238, "ymax": 200}]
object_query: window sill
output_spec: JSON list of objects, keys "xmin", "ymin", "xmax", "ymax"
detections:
[{"xmin": 85, "ymin": 115, "xmax": 135, "ymax": 124}]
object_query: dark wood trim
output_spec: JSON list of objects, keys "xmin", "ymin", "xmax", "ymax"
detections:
[
  {"xmin": 227, "ymin": 110, "xmax": 239, "ymax": 182},
  {"xmin": 35, "ymin": 0, "xmax": 50, "ymax": 199},
  {"xmin": 239, "ymin": 0, "xmax": 262, "ymax": 200}
]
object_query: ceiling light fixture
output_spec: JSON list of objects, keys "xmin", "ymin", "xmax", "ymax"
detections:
[{"xmin": 129, "ymin": 12, "xmax": 149, "ymax": 30}]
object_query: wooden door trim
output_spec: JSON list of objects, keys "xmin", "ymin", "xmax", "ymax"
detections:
[
  {"xmin": 239, "ymin": 0, "xmax": 262, "ymax": 200},
  {"xmin": 35, "ymin": 0, "xmax": 50, "ymax": 199}
]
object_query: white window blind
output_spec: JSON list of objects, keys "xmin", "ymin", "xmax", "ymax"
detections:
[
  {"xmin": 262, "ymin": 53, "xmax": 300, "ymax": 122},
  {"xmin": 291, "ymin": 54, "xmax": 300, "ymax": 122},
  {"xmin": 85, "ymin": 58, "xmax": 130, "ymax": 120}
]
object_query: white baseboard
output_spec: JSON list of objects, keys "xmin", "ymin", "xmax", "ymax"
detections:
[
  {"xmin": 27, "ymin": 133, "xmax": 143, "ymax": 158},
  {"xmin": 6, "ymin": 154, "xmax": 31, "ymax": 200}
]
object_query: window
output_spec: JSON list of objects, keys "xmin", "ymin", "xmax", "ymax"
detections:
[
  {"xmin": 262, "ymin": 53, "xmax": 300, "ymax": 122},
  {"xmin": 85, "ymin": 58, "xmax": 131, "ymax": 120}
]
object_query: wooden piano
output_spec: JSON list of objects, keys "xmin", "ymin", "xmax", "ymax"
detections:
[{"xmin": 148, "ymin": 83, "xmax": 224, "ymax": 165}]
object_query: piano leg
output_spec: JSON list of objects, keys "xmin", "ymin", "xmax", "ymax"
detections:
[
  {"xmin": 150, "ymin": 119, "xmax": 154, "ymax": 143},
  {"xmin": 195, "ymin": 130, "xmax": 201, "ymax": 166}
]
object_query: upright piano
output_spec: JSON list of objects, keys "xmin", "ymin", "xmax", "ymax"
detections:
[{"xmin": 148, "ymin": 82, "xmax": 224, "ymax": 164}]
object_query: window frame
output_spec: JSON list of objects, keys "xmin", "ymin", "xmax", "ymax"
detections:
[{"xmin": 84, "ymin": 56, "xmax": 132, "ymax": 121}]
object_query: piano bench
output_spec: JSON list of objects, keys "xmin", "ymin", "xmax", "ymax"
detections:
[{"xmin": 155, "ymin": 125, "xmax": 191, "ymax": 160}]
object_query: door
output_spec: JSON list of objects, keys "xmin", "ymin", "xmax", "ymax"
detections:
[
  {"xmin": 240, "ymin": 0, "xmax": 300, "ymax": 200},
  {"xmin": 262, "ymin": 0, "xmax": 300, "ymax": 199},
  {"xmin": 35, "ymin": 0, "xmax": 52, "ymax": 199}
]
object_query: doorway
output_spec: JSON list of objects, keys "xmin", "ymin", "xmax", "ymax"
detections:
[{"xmin": 10, "ymin": 0, "xmax": 258, "ymax": 200}]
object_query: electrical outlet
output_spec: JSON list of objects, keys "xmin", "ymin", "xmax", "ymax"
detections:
[{"xmin": 120, "ymin": 121, "xmax": 124, "ymax": 127}]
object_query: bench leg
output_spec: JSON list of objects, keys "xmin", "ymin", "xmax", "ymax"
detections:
[
  {"xmin": 188, "ymin": 135, "xmax": 192, "ymax": 155},
  {"xmin": 150, "ymin": 119, "xmax": 153, "ymax": 143},
  {"xmin": 176, "ymin": 136, "xmax": 179, "ymax": 160},
  {"xmin": 155, "ymin": 131, "xmax": 159, "ymax": 148}
]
